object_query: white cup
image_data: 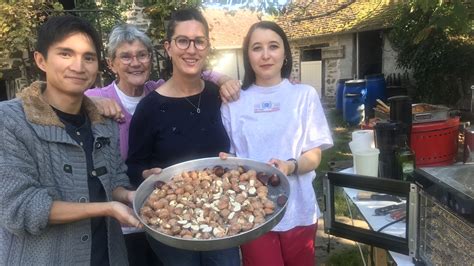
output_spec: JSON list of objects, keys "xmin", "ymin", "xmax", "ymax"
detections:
[
  {"xmin": 349, "ymin": 141, "xmax": 369, "ymax": 154},
  {"xmin": 353, "ymin": 148, "xmax": 380, "ymax": 177},
  {"xmin": 352, "ymin": 130, "xmax": 375, "ymax": 149}
]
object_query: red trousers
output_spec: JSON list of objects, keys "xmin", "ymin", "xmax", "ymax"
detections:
[{"xmin": 241, "ymin": 223, "xmax": 317, "ymax": 266}]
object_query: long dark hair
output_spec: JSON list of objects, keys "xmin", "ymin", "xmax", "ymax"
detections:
[
  {"xmin": 161, "ymin": 8, "xmax": 210, "ymax": 80},
  {"xmin": 241, "ymin": 21, "xmax": 292, "ymax": 89}
]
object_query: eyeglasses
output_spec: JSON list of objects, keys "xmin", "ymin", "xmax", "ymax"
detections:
[
  {"xmin": 117, "ymin": 51, "xmax": 151, "ymax": 64},
  {"xmin": 172, "ymin": 36, "xmax": 209, "ymax": 51}
]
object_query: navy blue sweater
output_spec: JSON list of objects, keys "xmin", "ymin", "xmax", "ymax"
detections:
[{"xmin": 126, "ymin": 81, "xmax": 230, "ymax": 188}]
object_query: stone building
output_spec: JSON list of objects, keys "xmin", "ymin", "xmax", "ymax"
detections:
[{"xmin": 277, "ymin": 0, "xmax": 406, "ymax": 100}]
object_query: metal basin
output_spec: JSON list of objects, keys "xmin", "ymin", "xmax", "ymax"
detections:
[{"xmin": 133, "ymin": 157, "xmax": 290, "ymax": 251}]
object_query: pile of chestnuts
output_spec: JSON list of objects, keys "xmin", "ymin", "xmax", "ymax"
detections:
[{"xmin": 140, "ymin": 165, "xmax": 288, "ymax": 240}]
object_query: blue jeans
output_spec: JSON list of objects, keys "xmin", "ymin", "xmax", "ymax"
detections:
[{"xmin": 146, "ymin": 234, "xmax": 240, "ymax": 266}]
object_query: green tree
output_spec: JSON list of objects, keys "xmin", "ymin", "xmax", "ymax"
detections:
[
  {"xmin": 0, "ymin": 1, "xmax": 63, "ymax": 56},
  {"xmin": 389, "ymin": 0, "xmax": 474, "ymax": 106},
  {"xmin": 0, "ymin": 0, "xmax": 63, "ymax": 81},
  {"xmin": 144, "ymin": 0, "xmax": 203, "ymax": 43},
  {"xmin": 74, "ymin": 0, "xmax": 129, "ymax": 37}
]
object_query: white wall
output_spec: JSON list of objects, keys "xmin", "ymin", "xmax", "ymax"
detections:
[
  {"xmin": 382, "ymin": 32, "xmax": 404, "ymax": 75},
  {"xmin": 211, "ymin": 49, "xmax": 244, "ymax": 81},
  {"xmin": 338, "ymin": 34, "xmax": 354, "ymax": 80},
  {"xmin": 301, "ymin": 61, "xmax": 322, "ymax": 96}
]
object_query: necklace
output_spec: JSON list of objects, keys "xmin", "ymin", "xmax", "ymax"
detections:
[{"xmin": 183, "ymin": 91, "xmax": 202, "ymax": 114}]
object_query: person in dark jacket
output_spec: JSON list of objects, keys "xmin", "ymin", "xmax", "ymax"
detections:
[
  {"xmin": 0, "ymin": 15, "xmax": 138, "ymax": 266},
  {"xmin": 126, "ymin": 8, "xmax": 240, "ymax": 266}
]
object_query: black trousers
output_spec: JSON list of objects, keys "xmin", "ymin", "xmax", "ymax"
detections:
[{"xmin": 125, "ymin": 232, "xmax": 163, "ymax": 266}]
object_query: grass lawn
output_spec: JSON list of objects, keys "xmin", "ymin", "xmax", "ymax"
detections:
[
  {"xmin": 316, "ymin": 108, "xmax": 354, "ymax": 176},
  {"xmin": 314, "ymin": 108, "xmax": 360, "ymax": 217},
  {"xmin": 326, "ymin": 246, "xmax": 369, "ymax": 266},
  {"xmin": 313, "ymin": 108, "xmax": 370, "ymax": 265}
]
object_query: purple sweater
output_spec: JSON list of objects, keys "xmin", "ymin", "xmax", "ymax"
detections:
[
  {"xmin": 85, "ymin": 80, "xmax": 161, "ymax": 160},
  {"xmin": 85, "ymin": 72, "xmax": 222, "ymax": 161}
]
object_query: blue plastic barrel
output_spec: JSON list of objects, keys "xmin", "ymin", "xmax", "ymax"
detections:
[
  {"xmin": 336, "ymin": 78, "xmax": 351, "ymax": 113},
  {"xmin": 365, "ymin": 74, "xmax": 387, "ymax": 117},
  {"xmin": 343, "ymin": 79, "xmax": 366, "ymax": 126}
]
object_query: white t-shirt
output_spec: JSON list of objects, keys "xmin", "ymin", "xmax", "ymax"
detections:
[
  {"xmin": 221, "ymin": 79, "xmax": 333, "ymax": 231},
  {"xmin": 114, "ymin": 83, "xmax": 145, "ymax": 115}
]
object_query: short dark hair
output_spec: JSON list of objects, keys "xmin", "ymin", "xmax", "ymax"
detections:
[
  {"xmin": 242, "ymin": 21, "xmax": 292, "ymax": 89},
  {"xmin": 36, "ymin": 15, "xmax": 102, "ymax": 59},
  {"xmin": 161, "ymin": 8, "xmax": 210, "ymax": 79}
]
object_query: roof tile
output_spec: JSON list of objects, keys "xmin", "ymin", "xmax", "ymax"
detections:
[
  {"xmin": 278, "ymin": 0, "xmax": 400, "ymax": 40},
  {"xmin": 203, "ymin": 8, "xmax": 261, "ymax": 49}
]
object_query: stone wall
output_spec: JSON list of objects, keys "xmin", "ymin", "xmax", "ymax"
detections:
[
  {"xmin": 289, "ymin": 47, "xmax": 300, "ymax": 82},
  {"xmin": 124, "ymin": 5, "xmax": 151, "ymax": 33},
  {"xmin": 289, "ymin": 33, "xmax": 355, "ymax": 98},
  {"xmin": 0, "ymin": 55, "xmax": 31, "ymax": 100}
]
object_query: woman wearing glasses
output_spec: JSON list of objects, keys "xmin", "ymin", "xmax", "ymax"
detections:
[
  {"xmin": 85, "ymin": 24, "xmax": 239, "ymax": 266},
  {"xmin": 126, "ymin": 8, "xmax": 240, "ymax": 266}
]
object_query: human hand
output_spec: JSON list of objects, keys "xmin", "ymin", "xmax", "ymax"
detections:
[
  {"xmin": 219, "ymin": 152, "xmax": 234, "ymax": 160},
  {"xmin": 90, "ymin": 96, "xmax": 125, "ymax": 122},
  {"xmin": 142, "ymin": 167, "xmax": 162, "ymax": 179},
  {"xmin": 268, "ymin": 158, "xmax": 293, "ymax": 176},
  {"xmin": 219, "ymin": 79, "xmax": 241, "ymax": 103},
  {"xmin": 109, "ymin": 201, "xmax": 142, "ymax": 228},
  {"xmin": 125, "ymin": 190, "xmax": 135, "ymax": 205},
  {"xmin": 112, "ymin": 187, "xmax": 136, "ymax": 205}
]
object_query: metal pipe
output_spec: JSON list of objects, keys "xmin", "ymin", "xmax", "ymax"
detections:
[
  {"xmin": 471, "ymin": 85, "xmax": 474, "ymax": 112},
  {"xmin": 408, "ymin": 183, "xmax": 418, "ymax": 258},
  {"xmin": 356, "ymin": 32, "xmax": 359, "ymax": 79}
]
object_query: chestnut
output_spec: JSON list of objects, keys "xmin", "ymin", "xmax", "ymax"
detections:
[
  {"xmin": 154, "ymin": 180, "xmax": 166, "ymax": 189},
  {"xmin": 268, "ymin": 174, "xmax": 280, "ymax": 187},
  {"xmin": 237, "ymin": 166, "xmax": 248, "ymax": 174},
  {"xmin": 213, "ymin": 165, "xmax": 225, "ymax": 177},
  {"xmin": 256, "ymin": 172, "xmax": 269, "ymax": 185},
  {"xmin": 277, "ymin": 195, "xmax": 288, "ymax": 207}
]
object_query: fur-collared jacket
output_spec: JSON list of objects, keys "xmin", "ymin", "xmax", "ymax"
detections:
[{"xmin": 0, "ymin": 82, "xmax": 130, "ymax": 265}]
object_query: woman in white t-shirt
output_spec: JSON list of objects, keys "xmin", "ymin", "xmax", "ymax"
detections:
[{"xmin": 220, "ymin": 21, "xmax": 333, "ymax": 266}]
